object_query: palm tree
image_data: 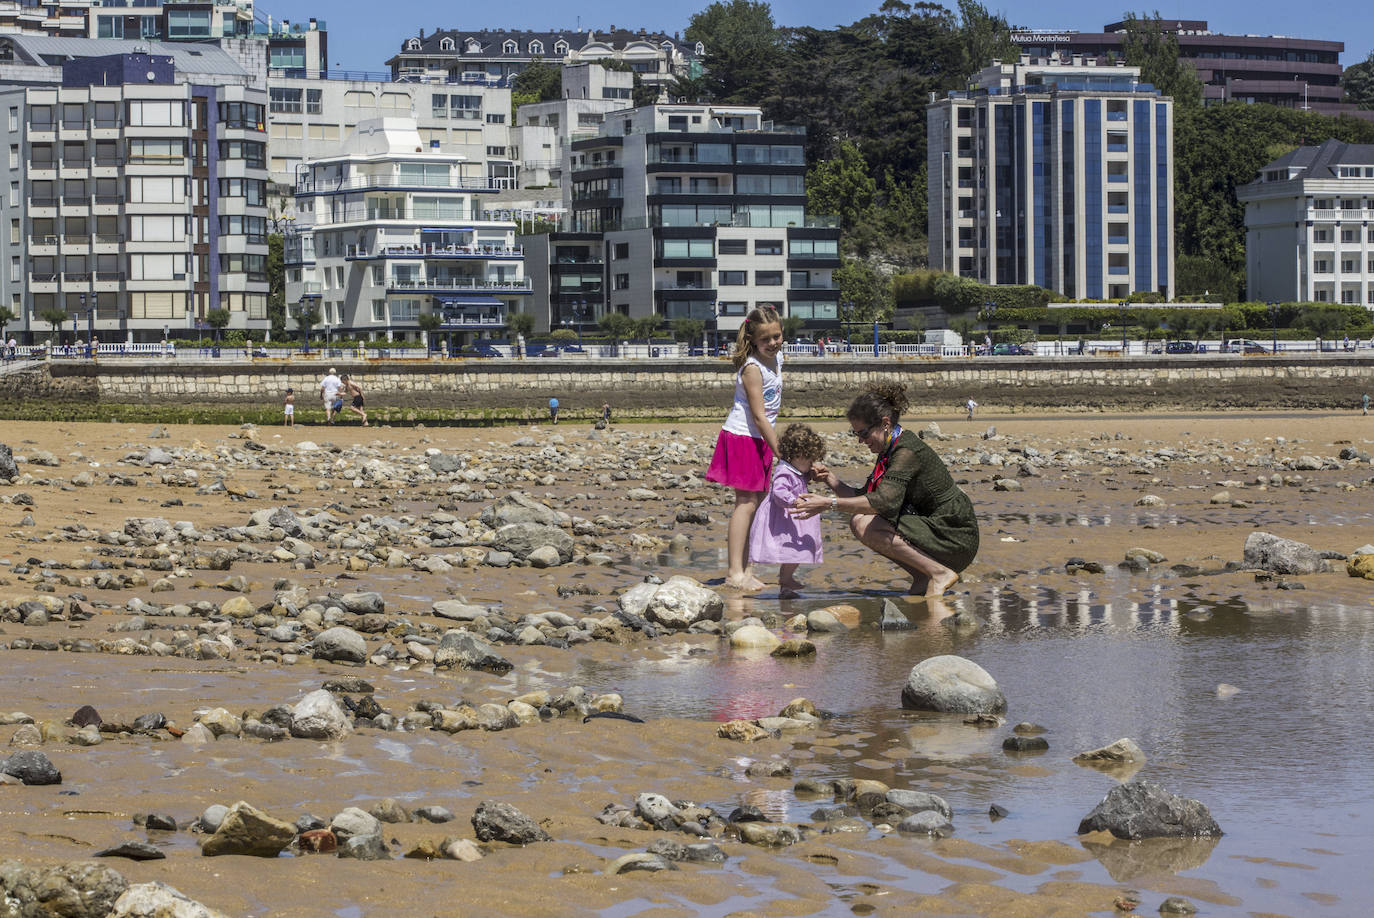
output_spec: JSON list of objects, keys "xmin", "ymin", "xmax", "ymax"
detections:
[
  {"xmin": 39, "ymin": 306, "xmax": 67, "ymax": 343},
  {"xmin": 1140, "ymin": 311, "xmax": 1161, "ymax": 352},
  {"xmin": 417, "ymin": 312, "xmax": 443, "ymax": 352}
]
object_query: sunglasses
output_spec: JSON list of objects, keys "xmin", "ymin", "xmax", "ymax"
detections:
[{"xmin": 851, "ymin": 422, "xmax": 879, "ymax": 439}]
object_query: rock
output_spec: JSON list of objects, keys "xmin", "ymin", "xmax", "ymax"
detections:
[
  {"xmin": 330, "ymin": 807, "xmax": 381, "ymax": 841},
  {"xmin": 71, "ymin": 705, "xmax": 102, "ymax": 728},
  {"xmin": 337, "ymin": 834, "xmax": 390, "ymax": 860},
  {"xmin": 805, "ymin": 609, "xmax": 849, "ymax": 633},
  {"xmin": 201, "ymin": 801, "xmax": 297, "ymax": 856},
  {"xmin": 1346, "ymin": 554, "xmax": 1374, "ymax": 581},
  {"xmin": 1134, "ymin": 494, "xmax": 1164, "ymax": 507},
  {"xmin": 369, "ymin": 799, "xmax": 411, "ymax": 824},
  {"xmin": 297, "ymin": 829, "xmax": 337, "ymax": 853},
  {"xmin": 1002, "ymin": 735, "xmax": 1048, "ymax": 752},
  {"xmin": 439, "ymin": 837, "xmax": 483, "ymax": 861},
  {"xmin": 471, "ymin": 801, "xmax": 552, "ymax": 844},
  {"xmin": 433, "ymin": 631, "xmax": 513, "ymax": 675},
  {"xmin": 96, "ymin": 842, "xmax": 166, "ymax": 861},
  {"xmin": 414, "ymin": 805, "xmax": 454, "ymax": 824},
  {"xmin": 479, "ymin": 492, "xmax": 562, "ymax": 528},
  {"xmin": 427, "ymin": 453, "xmax": 462, "ymax": 474},
  {"xmin": 639, "ymin": 576, "xmax": 724, "ymax": 630},
  {"xmin": 1, "ymin": 749, "xmax": 62, "ymax": 784},
  {"xmin": 1073, "ymin": 738, "xmax": 1146, "ymax": 767},
  {"xmin": 491, "ymin": 522, "xmax": 573, "ymax": 563},
  {"xmin": 338, "ymin": 592, "xmax": 384, "ymax": 615},
  {"xmin": 124, "ymin": 517, "xmax": 172, "ymax": 542},
  {"xmin": 1076, "ymin": 782, "xmax": 1222, "ymax": 839},
  {"xmin": 288, "ymin": 690, "xmax": 352, "ymax": 740},
  {"xmin": 8, "ymin": 724, "xmax": 42, "ymax": 747},
  {"xmin": 0, "ymin": 444, "xmax": 18, "ymax": 481},
  {"xmin": 431, "ymin": 600, "xmax": 489, "ymax": 622},
  {"xmin": 901, "ymin": 655, "xmax": 1007, "ymax": 715},
  {"xmin": 880, "ymin": 599, "xmax": 913, "ymax": 630},
  {"xmin": 1125, "ymin": 547, "xmax": 1167, "ymax": 564},
  {"xmin": 110, "ymin": 881, "xmax": 229, "ymax": 917},
  {"xmin": 218, "ymin": 596, "xmax": 254, "ymax": 619},
  {"xmin": 737, "ymin": 823, "xmax": 804, "ymax": 847},
  {"xmin": 527, "ymin": 545, "xmax": 562, "ymax": 568},
  {"xmin": 771, "ymin": 639, "xmax": 816, "ymax": 657},
  {"xmin": 1243, "ymin": 531, "xmax": 1324, "ymax": 575},
  {"xmin": 312, "ymin": 627, "xmax": 366, "ymax": 664},
  {"xmin": 607, "ymin": 852, "xmax": 678, "ymax": 874},
  {"xmin": 1159, "ymin": 896, "xmax": 1198, "ymax": 915},
  {"xmin": 198, "ymin": 805, "xmax": 228, "ymax": 834},
  {"xmin": 896, "ymin": 811, "xmax": 954, "ymax": 836},
  {"xmin": 717, "ymin": 720, "xmax": 774, "ymax": 743},
  {"xmin": 885, "ymin": 790, "xmax": 951, "ymax": 818},
  {"xmin": 197, "ymin": 709, "xmax": 241, "ymax": 738},
  {"xmin": 0, "ymin": 860, "xmax": 128, "ymax": 917},
  {"xmin": 730, "ymin": 625, "xmax": 781, "ymax": 650},
  {"xmin": 992, "ymin": 478, "xmax": 1022, "ymax": 491}
]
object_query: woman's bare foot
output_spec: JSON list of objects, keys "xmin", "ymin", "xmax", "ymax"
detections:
[
  {"xmin": 925, "ymin": 569, "xmax": 960, "ymax": 597},
  {"xmin": 905, "ymin": 577, "xmax": 930, "ymax": 596},
  {"xmin": 724, "ymin": 574, "xmax": 765, "ymax": 592}
]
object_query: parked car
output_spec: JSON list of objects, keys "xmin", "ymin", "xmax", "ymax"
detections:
[
  {"xmin": 1163, "ymin": 340, "xmax": 1197, "ymax": 354},
  {"xmin": 455, "ymin": 342, "xmax": 503, "ymax": 358},
  {"xmin": 1221, "ymin": 339, "xmax": 1268, "ymax": 354},
  {"xmin": 990, "ymin": 342, "xmax": 1035, "ymax": 356},
  {"xmin": 534, "ymin": 344, "xmax": 587, "ymax": 358}
]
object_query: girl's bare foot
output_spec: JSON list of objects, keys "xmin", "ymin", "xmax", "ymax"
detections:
[
  {"xmin": 778, "ymin": 587, "xmax": 802, "ymax": 600},
  {"xmin": 725, "ymin": 574, "xmax": 765, "ymax": 592},
  {"xmin": 925, "ymin": 569, "xmax": 960, "ymax": 597}
]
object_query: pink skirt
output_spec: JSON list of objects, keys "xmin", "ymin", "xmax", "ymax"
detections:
[{"xmin": 705, "ymin": 430, "xmax": 772, "ymax": 492}]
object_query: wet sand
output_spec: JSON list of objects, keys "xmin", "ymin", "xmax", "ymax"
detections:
[{"xmin": 2, "ymin": 412, "xmax": 1373, "ymax": 917}]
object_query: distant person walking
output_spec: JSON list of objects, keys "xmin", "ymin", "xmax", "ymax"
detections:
[
  {"xmin": 319, "ymin": 366, "xmax": 342, "ymax": 424},
  {"xmin": 1363, "ymin": 393, "xmax": 1370, "ymax": 416},
  {"xmin": 341, "ymin": 374, "xmax": 367, "ymax": 426},
  {"xmin": 548, "ymin": 396, "xmax": 559, "ymax": 425},
  {"xmin": 966, "ymin": 398, "xmax": 978, "ymax": 421},
  {"xmin": 283, "ymin": 388, "xmax": 295, "ymax": 426}
]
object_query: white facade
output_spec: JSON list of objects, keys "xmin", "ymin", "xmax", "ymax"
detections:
[
  {"xmin": 929, "ymin": 55, "xmax": 1175, "ymax": 300},
  {"xmin": 284, "ymin": 117, "xmax": 526, "ymax": 344},
  {"xmin": 1238, "ymin": 139, "xmax": 1374, "ymax": 307},
  {"xmin": 511, "ymin": 63, "xmax": 634, "ymax": 193},
  {"xmin": 0, "ymin": 52, "xmax": 269, "ymax": 343}
]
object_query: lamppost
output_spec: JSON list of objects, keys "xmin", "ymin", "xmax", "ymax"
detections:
[
  {"xmin": 79, "ymin": 293, "xmax": 92, "ymax": 356},
  {"xmin": 1267, "ymin": 301, "xmax": 1278, "ymax": 354},
  {"xmin": 1118, "ymin": 301, "xmax": 1127, "ymax": 354},
  {"xmin": 981, "ymin": 300, "xmax": 997, "ymax": 353}
]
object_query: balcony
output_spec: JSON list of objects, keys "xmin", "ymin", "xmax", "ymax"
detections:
[
  {"xmin": 296, "ymin": 175, "xmax": 496, "ymax": 194},
  {"xmin": 94, "ymin": 233, "xmax": 124, "ymax": 245},
  {"xmin": 29, "ymin": 234, "xmax": 58, "ymax": 247},
  {"xmin": 63, "ymin": 271, "xmax": 91, "ymax": 282},
  {"xmin": 1108, "ymin": 204, "xmax": 1129, "ymax": 214},
  {"xmin": 94, "ymin": 194, "xmax": 123, "ymax": 205},
  {"xmin": 386, "ymin": 277, "xmax": 531, "ymax": 293},
  {"xmin": 553, "ymin": 254, "xmax": 603, "ymax": 265},
  {"xmin": 300, "ymin": 281, "xmax": 322, "ymax": 295},
  {"xmin": 354, "ymin": 243, "xmax": 523, "ymax": 260},
  {"xmin": 790, "ymin": 281, "xmax": 836, "ymax": 290},
  {"xmin": 63, "ymin": 234, "xmax": 91, "ymax": 246},
  {"xmin": 30, "ymin": 197, "xmax": 58, "ymax": 207}
]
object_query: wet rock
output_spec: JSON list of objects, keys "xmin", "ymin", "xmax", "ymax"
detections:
[
  {"xmin": 896, "ymin": 811, "xmax": 954, "ymax": 836},
  {"xmin": 901, "ymin": 655, "xmax": 1007, "ymax": 715},
  {"xmin": 433, "ymin": 631, "xmax": 513, "ymax": 675},
  {"xmin": 414, "ymin": 806, "xmax": 454, "ymax": 824},
  {"xmin": 201, "ymin": 801, "xmax": 297, "ymax": 857},
  {"xmin": 880, "ymin": 599, "xmax": 913, "ymax": 630},
  {"xmin": 471, "ymin": 800, "xmax": 552, "ymax": 844},
  {"xmin": 634, "ymin": 794, "xmax": 681, "ymax": 830},
  {"xmin": 634, "ymin": 576, "xmax": 723, "ymax": 631},
  {"xmin": 96, "ymin": 842, "xmax": 166, "ymax": 861},
  {"xmin": 70, "ymin": 705, "xmax": 102, "ymax": 728},
  {"xmin": 1243, "ymin": 531, "xmax": 1324, "ymax": 575},
  {"xmin": 288, "ymin": 690, "xmax": 352, "ymax": 740},
  {"xmin": 337, "ymin": 834, "xmax": 390, "ymax": 860},
  {"xmin": 1159, "ymin": 896, "xmax": 1199, "ymax": 915},
  {"xmin": 1, "ymin": 749, "xmax": 62, "ymax": 785},
  {"xmin": 885, "ymin": 790, "xmax": 951, "ymax": 819},
  {"xmin": 109, "ymin": 881, "xmax": 228, "ymax": 917},
  {"xmin": 312, "ymin": 626, "xmax": 366, "ymax": 664},
  {"xmin": 198, "ymin": 805, "xmax": 228, "ymax": 834},
  {"xmin": 745, "ymin": 760, "xmax": 793, "ymax": 778},
  {"xmin": 716, "ymin": 720, "xmax": 775, "ymax": 743},
  {"xmin": 988, "ymin": 804, "xmax": 1009, "ymax": 820},
  {"xmin": 0, "ymin": 860, "xmax": 128, "ymax": 917},
  {"xmin": 1002, "ymin": 735, "xmax": 1048, "ymax": 753},
  {"xmin": 1346, "ymin": 554, "xmax": 1374, "ymax": 581},
  {"xmin": 491, "ymin": 522, "xmax": 573, "ymax": 563},
  {"xmin": 729, "ymin": 624, "xmax": 780, "ymax": 650},
  {"xmin": 992, "ymin": 478, "xmax": 1022, "ymax": 492},
  {"xmin": 439, "ymin": 837, "xmax": 482, "ymax": 861},
  {"xmin": 805, "ymin": 608, "xmax": 849, "ymax": 633},
  {"xmin": 608, "ymin": 852, "xmax": 677, "ymax": 874},
  {"xmin": 8, "ymin": 724, "xmax": 42, "ymax": 747},
  {"xmin": 648, "ymin": 839, "xmax": 726, "ymax": 864},
  {"xmin": 297, "ymin": 829, "xmax": 337, "ymax": 853},
  {"xmin": 369, "ymin": 799, "xmax": 410, "ymax": 824},
  {"xmin": 1135, "ymin": 494, "xmax": 1164, "ymax": 507},
  {"xmin": 736, "ymin": 822, "xmax": 803, "ymax": 847},
  {"xmin": 1077, "ymin": 781, "xmax": 1222, "ymax": 839},
  {"xmin": 431, "ymin": 599, "xmax": 488, "ymax": 622},
  {"xmin": 771, "ymin": 638, "xmax": 816, "ymax": 657},
  {"xmin": 1073, "ymin": 737, "xmax": 1146, "ymax": 767},
  {"xmin": 330, "ymin": 807, "xmax": 381, "ymax": 841}
]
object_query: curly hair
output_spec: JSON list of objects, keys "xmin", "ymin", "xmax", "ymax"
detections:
[
  {"xmin": 776, "ymin": 423, "xmax": 826, "ymax": 464},
  {"xmin": 847, "ymin": 382, "xmax": 910, "ymax": 426}
]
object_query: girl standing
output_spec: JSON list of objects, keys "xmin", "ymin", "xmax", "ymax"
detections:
[
  {"xmin": 705, "ymin": 306, "xmax": 784, "ymax": 591},
  {"xmin": 749, "ymin": 423, "xmax": 826, "ymax": 597}
]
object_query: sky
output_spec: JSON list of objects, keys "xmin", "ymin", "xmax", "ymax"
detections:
[{"xmin": 261, "ymin": 0, "xmax": 1374, "ymax": 75}]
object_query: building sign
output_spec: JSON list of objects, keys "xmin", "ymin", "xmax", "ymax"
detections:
[{"xmin": 1011, "ymin": 32, "xmax": 1078, "ymax": 43}]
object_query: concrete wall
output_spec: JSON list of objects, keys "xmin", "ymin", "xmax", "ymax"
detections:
[{"xmin": 5, "ymin": 355, "xmax": 1372, "ymax": 418}]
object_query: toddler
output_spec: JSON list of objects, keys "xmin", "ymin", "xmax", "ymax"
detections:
[{"xmin": 748, "ymin": 423, "xmax": 826, "ymax": 597}]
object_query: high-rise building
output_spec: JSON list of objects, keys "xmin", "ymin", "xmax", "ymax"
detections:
[
  {"xmin": 0, "ymin": 44, "xmax": 269, "ymax": 344},
  {"xmin": 283, "ymin": 118, "xmax": 527, "ymax": 346},
  {"xmin": 928, "ymin": 55, "xmax": 1174, "ymax": 300},
  {"xmin": 521, "ymin": 103, "xmax": 840, "ymax": 341},
  {"xmin": 1238, "ymin": 139, "xmax": 1374, "ymax": 307}
]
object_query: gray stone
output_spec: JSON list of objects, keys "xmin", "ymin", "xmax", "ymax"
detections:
[
  {"xmin": 1073, "ymin": 737, "xmax": 1146, "ymax": 766},
  {"xmin": 479, "ymin": 492, "xmax": 562, "ymax": 528},
  {"xmin": 124, "ymin": 517, "xmax": 172, "ymax": 542},
  {"xmin": 288, "ymin": 690, "xmax": 352, "ymax": 740},
  {"xmin": 338, "ymin": 592, "xmax": 384, "ymax": 615},
  {"xmin": 330, "ymin": 807, "xmax": 381, "ymax": 841},
  {"xmin": 413, "ymin": 805, "xmax": 454, "ymax": 824},
  {"xmin": 880, "ymin": 599, "xmax": 913, "ymax": 630},
  {"xmin": 110, "ymin": 881, "xmax": 229, "ymax": 918},
  {"xmin": 96, "ymin": 842, "xmax": 166, "ymax": 862},
  {"xmin": 640, "ymin": 576, "xmax": 724, "ymax": 630},
  {"xmin": 1002, "ymin": 735, "xmax": 1049, "ymax": 752},
  {"xmin": 198, "ymin": 805, "xmax": 228, "ymax": 834},
  {"xmin": 1076, "ymin": 781, "xmax": 1222, "ymax": 840},
  {"xmin": 901, "ymin": 655, "xmax": 1007, "ymax": 714},
  {"xmin": 1159, "ymin": 896, "xmax": 1198, "ymax": 915},
  {"xmin": 527, "ymin": 544, "xmax": 562, "ymax": 568},
  {"xmin": 896, "ymin": 811, "xmax": 954, "ymax": 836},
  {"xmin": 885, "ymin": 790, "xmax": 951, "ymax": 819},
  {"xmin": 431, "ymin": 600, "xmax": 488, "ymax": 622},
  {"xmin": 607, "ymin": 852, "xmax": 677, "ymax": 874},
  {"xmin": 0, "ymin": 860, "xmax": 128, "ymax": 918},
  {"xmin": 312, "ymin": 627, "xmax": 366, "ymax": 664},
  {"xmin": 471, "ymin": 800, "xmax": 552, "ymax": 844},
  {"xmin": 433, "ymin": 631, "xmax": 513, "ymax": 675},
  {"xmin": 634, "ymin": 793, "xmax": 681, "ymax": 831},
  {"xmin": 1, "ymin": 749, "xmax": 62, "ymax": 785},
  {"xmin": 200, "ymin": 801, "xmax": 297, "ymax": 857},
  {"xmin": 337, "ymin": 833, "xmax": 390, "ymax": 860},
  {"xmin": 1243, "ymin": 531, "xmax": 1324, "ymax": 575},
  {"xmin": 427, "ymin": 453, "xmax": 462, "ymax": 474},
  {"xmin": 491, "ymin": 522, "xmax": 573, "ymax": 562},
  {"xmin": 0, "ymin": 444, "xmax": 18, "ymax": 481}
]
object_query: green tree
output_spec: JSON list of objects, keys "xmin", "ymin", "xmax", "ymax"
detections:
[
  {"xmin": 956, "ymin": 0, "xmax": 1018, "ymax": 73},
  {"xmin": 1120, "ymin": 12, "xmax": 1202, "ymax": 109},
  {"xmin": 1139, "ymin": 311, "xmax": 1161, "ymax": 350},
  {"xmin": 205, "ymin": 307, "xmax": 230, "ymax": 342},
  {"xmin": 267, "ymin": 234, "xmax": 286, "ymax": 338},
  {"xmin": 780, "ymin": 314, "xmax": 805, "ymax": 339},
  {"xmin": 1302, "ymin": 306, "xmax": 1346, "ymax": 341},
  {"xmin": 686, "ymin": 0, "xmax": 782, "ymax": 103},
  {"xmin": 513, "ymin": 60, "xmax": 561, "ymax": 102},
  {"xmin": 599, "ymin": 312, "xmax": 633, "ymax": 341},
  {"xmin": 0, "ymin": 305, "xmax": 15, "ymax": 339},
  {"xmin": 631, "ymin": 315, "xmax": 661, "ymax": 343},
  {"xmin": 1176, "ymin": 254, "xmax": 1239, "ymax": 302},
  {"xmin": 1342, "ymin": 51, "xmax": 1374, "ymax": 109},
  {"xmin": 504, "ymin": 311, "xmax": 536, "ymax": 340},
  {"xmin": 1168, "ymin": 309, "xmax": 1192, "ymax": 344},
  {"xmin": 949, "ymin": 316, "xmax": 976, "ymax": 345},
  {"xmin": 417, "ymin": 312, "xmax": 443, "ymax": 350},
  {"xmin": 550, "ymin": 327, "xmax": 578, "ymax": 342},
  {"xmin": 807, "ymin": 141, "xmax": 877, "ymax": 235},
  {"xmin": 295, "ymin": 301, "xmax": 321, "ymax": 344},
  {"xmin": 671, "ymin": 317, "xmax": 706, "ymax": 343},
  {"xmin": 39, "ymin": 305, "xmax": 67, "ymax": 340},
  {"xmin": 836, "ymin": 258, "xmax": 893, "ymax": 323}
]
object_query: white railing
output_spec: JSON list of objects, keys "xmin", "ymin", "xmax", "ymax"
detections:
[
  {"xmin": 388, "ymin": 278, "xmax": 531, "ymax": 291},
  {"xmin": 374, "ymin": 244, "xmax": 522, "ymax": 258}
]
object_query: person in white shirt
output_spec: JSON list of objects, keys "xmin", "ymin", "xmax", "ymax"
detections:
[{"xmin": 319, "ymin": 367, "xmax": 342, "ymax": 424}]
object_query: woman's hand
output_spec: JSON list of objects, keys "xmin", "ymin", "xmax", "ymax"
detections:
[{"xmin": 807, "ymin": 462, "xmax": 830, "ymax": 482}]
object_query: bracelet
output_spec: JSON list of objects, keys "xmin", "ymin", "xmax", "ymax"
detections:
[{"xmin": 831, "ymin": 496, "xmax": 837, "ymax": 512}]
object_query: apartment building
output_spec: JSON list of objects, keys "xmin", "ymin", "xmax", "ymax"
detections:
[
  {"xmin": 511, "ymin": 63, "xmax": 633, "ymax": 192},
  {"xmin": 283, "ymin": 117, "xmax": 527, "ymax": 345},
  {"xmin": 386, "ymin": 26, "xmax": 701, "ymax": 92},
  {"xmin": 928, "ymin": 55, "xmax": 1174, "ymax": 300},
  {"xmin": 520, "ymin": 104, "xmax": 840, "ymax": 339},
  {"xmin": 0, "ymin": 45, "xmax": 269, "ymax": 343},
  {"xmin": 1238, "ymin": 139, "xmax": 1374, "ymax": 307}
]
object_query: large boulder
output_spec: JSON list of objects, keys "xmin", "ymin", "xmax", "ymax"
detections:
[
  {"xmin": 491, "ymin": 522, "xmax": 573, "ymax": 563},
  {"xmin": 312, "ymin": 627, "xmax": 367, "ymax": 664},
  {"xmin": 288, "ymin": 690, "xmax": 352, "ymax": 740},
  {"xmin": 635, "ymin": 576, "xmax": 724, "ymax": 631},
  {"xmin": 1346, "ymin": 554, "xmax": 1374, "ymax": 581},
  {"xmin": 471, "ymin": 801, "xmax": 551, "ymax": 844},
  {"xmin": 427, "ymin": 453, "xmax": 462, "ymax": 474},
  {"xmin": 433, "ymin": 631, "xmax": 513, "ymax": 675},
  {"xmin": 0, "ymin": 444, "xmax": 18, "ymax": 481},
  {"xmin": 123, "ymin": 518, "xmax": 172, "ymax": 542},
  {"xmin": 1077, "ymin": 781, "xmax": 1222, "ymax": 840},
  {"xmin": 1243, "ymin": 532, "xmax": 1324, "ymax": 575},
  {"xmin": 200, "ymin": 801, "xmax": 297, "ymax": 857},
  {"xmin": 1, "ymin": 749, "xmax": 62, "ymax": 785},
  {"xmin": 0, "ymin": 860, "xmax": 128, "ymax": 918},
  {"xmin": 480, "ymin": 492, "xmax": 563, "ymax": 528},
  {"xmin": 338, "ymin": 592, "xmax": 385, "ymax": 615},
  {"xmin": 110, "ymin": 881, "xmax": 229, "ymax": 918},
  {"xmin": 901, "ymin": 655, "xmax": 1006, "ymax": 714}
]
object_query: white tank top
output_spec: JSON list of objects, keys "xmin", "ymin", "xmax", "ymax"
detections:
[{"xmin": 722, "ymin": 354, "xmax": 782, "ymax": 438}]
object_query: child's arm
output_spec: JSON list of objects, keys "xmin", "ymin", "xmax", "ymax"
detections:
[
  {"xmin": 768, "ymin": 470, "xmax": 805, "ymax": 506},
  {"xmin": 740, "ymin": 364, "xmax": 779, "ymax": 456}
]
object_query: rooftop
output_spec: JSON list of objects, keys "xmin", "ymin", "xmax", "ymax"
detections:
[{"xmin": 0, "ymin": 34, "xmax": 248, "ymax": 77}]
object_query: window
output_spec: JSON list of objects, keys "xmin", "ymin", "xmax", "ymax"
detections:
[
  {"xmin": 372, "ymin": 300, "xmax": 386, "ymax": 322},
  {"xmin": 407, "ymin": 39, "xmax": 421, "ymax": 51},
  {"xmin": 554, "ymin": 40, "xmax": 568, "ymax": 54},
  {"xmin": 129, "ymin": 292, "xmax": 187, "ymax": 319},
  {"xmin": 129, "ymin": 253, "xmax": 187, "ymax": 281},
  {"xmin": 391, "ymin": 298, "xmax": 421, "ymax": 320},
  {"xmin": 529, "ymin": 41, "xmax": 543, "ymax": 55},
  {"xmin": 719, "ymin": 270, "xmax": 746, "ymax": 285},
  {"xmin": 736, "ymin": 174, "xmax": 804, "ymax": 195},
  {"xmin": 1341, "ymin": 259, "xmax": 1357, "ymax": 274},
  {"xmin": 614, "ymin": 273, "xmax": 629, "ymax": 290},
  {"xmin": 29, "ymin": 105, "xmax": 53, "ymax": 129},
  {"xmin": 1341, "ymin": 229, "xmax": 1357, "ymax": 243},
  {"xmin": 613, "ymin": 243, "xmax": 629, "ymax": 259},
  {"xmin": 440, "ymin": 37, "xmax": 454, "ymax": 51},
  {"xmin": 486, "ymin": 146, "xmax": 507, "ymax": 157},
  {"xmin": 451, "ymin": 95, "xmax": 481, "ymax": 119},
  {"xmin": 168, "ymin": 9, "xmax": 211, "ymax": 37},
  {"xmin": 9, "ymin": 108, "xmax": 18, "ymax": 132},
  {"xmin": 503, "ymin": 40, "xmax": 517, "ymax": 54},
  {"xmin": 218, "ymin": 178, "xmax": 266, "ymax": 205},
  {"xmin": 130, "ymin": 215, "xmax": 186, "ymax": 243},
  {"xmin": 126, "ymin": 100, "xmax": 183, "ymax": 127},
  {"xmin": 754, "ymin": 240, "xmax": 782, "ymax": 255},
  {"xmin": 218, "ymin": 140, "xmax": 266, "ymax": 168},
  {"xmin": 755, "ymin": 271, "xmax": 783, "ymax": 285},
  {"xmin": 431, "ymin": 93, "xmax": 447, "ymax": 118},
  {"xmin": 219, "ymin": 253, "xmax": 267, "ymax": 280},
  {"xmin": 128, "ymin": 138, "xmax": 185, "ymax": 162},
  {"xmin": 219, "ymin": 215, "xmax": 267, "ymax": 241},
  {"xmin": 718, "ymin": 239, "xmax": 747, "ymax": 254},
  {"xmin": 736, "ymin": 144, "xmax": 804, "ymax": 165},
  {"xmin": 485, "ymin": 113, "xmax": 505, "ymax": 124},
  {"xmin": 306, "ymin": 89, "xmax": 322, "ymax": 115},
  {"xmin": 788, "ymin": 238, "xmax": 839, "ymax": 257},
  {"xmin": 270, "ymin": 87, "xmax": 302, "ymax": 113},
  {"xmin": 129, "ymin": 176, "xmax": 186, "ymax": 204},
  {"xmin": 1313, "ymin": 259, "xmax": 1329, "ymax": 273},
  {"xmin": 661, "ymin": 239, "xmax": 713, "ymax": 258}
]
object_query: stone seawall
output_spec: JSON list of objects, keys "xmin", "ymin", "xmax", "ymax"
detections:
[{"xmin": 4, "ymin": 355, "xmax": 1372, "ymax": 418}]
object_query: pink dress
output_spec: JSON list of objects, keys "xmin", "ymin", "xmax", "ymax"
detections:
[{"xmin": 748, "ymin": 461, "xmax": 823, "ymax": 565}]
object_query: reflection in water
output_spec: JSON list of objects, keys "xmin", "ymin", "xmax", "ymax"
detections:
[{"xmin": 1081, "ymin": 835, "xmax": 1222, "ymax": 883}]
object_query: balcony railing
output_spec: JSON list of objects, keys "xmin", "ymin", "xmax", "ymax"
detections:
[
  {"xmin": 94, "ymin": 194, "xmax": 123, "ymax": 204},
  {"xmin": 297, "ymin": 175, "xmax": 496, "ymax": 194},
  {"xmin": 300, "ymin": 281, "xmax": 322, "ymax": 294},
  {"xmin": 63, "ymin": 234, "xmax": 90, "ymax": 245},
  {"xmin": 388, "ymin": 278, "xmax": 531, "ymax": 292},
  {"xmin": 94, "ymin": 233, "xmax": 124, "ymax": 244},
  {"xmin": 30, "ymin": 273, "xmax": 58, "ymax": 283},
  {"xmin": 363, "ymin": 243, "xmax": 523, "ymax": 259},
  {"xmin": 30, "ymin": 197, "xmax": 58, "ymax": 207},
  {"xmin": 63, "ymin": 271, "xmax": 91, "ymax": 281},
  {"xmin": 29, "ymin": 234, "xmax": 57, "ymax": 245}
]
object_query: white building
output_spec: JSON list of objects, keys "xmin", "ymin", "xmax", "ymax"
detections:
[
  {"xmin": 1238, "ymin": 139, "xmax": 1374, "ymax": 307},
  {"xmin": 284, "ymin": 117, "xmax": 527, "ymax": 345},
  {"xmin": 0, "ymin": 44, "xmax": 269, "ymax": 343},
  {"xmin": 510, "ymin": 62, "xmax": 634, "ymax": 195},
  {"xmin": 928, "ymin": 55, "xmax": 1174, "ymax": 300}
]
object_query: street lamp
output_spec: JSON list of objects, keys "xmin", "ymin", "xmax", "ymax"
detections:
[
  {"xmin": 79, "ymin": 293, "xmax": 93, "ymax": 356},
  {"xmin": 1118, "ymin": 301, "xmax": 1127, "ymax": 354},
  {"xmin": 1267, "ymin": 301, "xmax": 1278, "ymax": 354}
]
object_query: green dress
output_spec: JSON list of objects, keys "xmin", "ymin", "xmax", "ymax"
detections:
[{"xmin": 863, "ymin": 428, "xmax": 980, "ymax": 572}]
